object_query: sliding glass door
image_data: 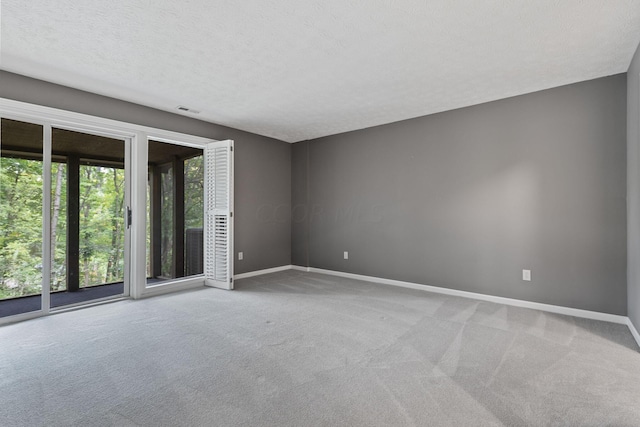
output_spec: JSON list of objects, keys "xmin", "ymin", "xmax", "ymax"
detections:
[
  {"xmin": 146, "ymin": 140, "xmax": 204, "ymax": 286},
  {"xmin": 1, "ymin": 98, "xmax": 227, "ymax": 321},
  {"xmin": 50, "ymin": 127, "xmax": 129, "ymax": 308},
  {"xmin": 0, "ymin": 117, "xmax": 130, "ymax": 319}
]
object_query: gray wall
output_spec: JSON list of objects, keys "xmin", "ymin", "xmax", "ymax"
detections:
[
  {"xmin": 295, "ymin": 75, "xmax": 627, "ymax": 315},
  {"xmin": 0, "ymin": 71, "xmax": 291, "ymax": 275},
  {"xmin": 628, "ymin": 43, "xmax": 640, "ymax": 328}
]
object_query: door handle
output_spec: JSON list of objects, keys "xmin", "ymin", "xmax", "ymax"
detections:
[{"xmin": 126, "ymin": 206, "xmax": 132, "ymax": 229}]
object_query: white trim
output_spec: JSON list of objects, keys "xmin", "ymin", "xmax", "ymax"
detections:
[
  {"xmin": 142, "ymin": 276, "xmax": 205, "ymax": 297},
  {"xmin": 122, "ymin": 135, "xmax": 132, "ymax": 299},
  {"xmin": 628, "ymin": 318, "xmax": 640, "ymax": 349},
  {"xmin": 130, "ymin": 131, "xmax": 148, "ymax": 300},
  {"xmin": 49, "ymin": 296, "xmax": 129, "ymax": 314},
  {"xmin": 229, "ymin": 265, "xmax": 632, "ymax": 327},
  {"xmin": 308, "ymin": 267, "xmax": 629, "ymax": 325},
  {"xmin": 230, "ymin": 142, "xmax": 234, "ymax": 288},
  {"xmin": 0, "ymin": 310, "xmax": 44, "ymax": 327},
  {"xmin": 234, "ymin": 265, "xmax": 293, "ymax": 280},
  {"xmin": 42, "ymin": 124, "xmax": 52, "ymax": 313}
]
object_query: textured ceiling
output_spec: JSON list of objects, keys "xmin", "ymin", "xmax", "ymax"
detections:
[{"xmin": 1, "ymin": 1, "xmax": 640, "ymax": 143}]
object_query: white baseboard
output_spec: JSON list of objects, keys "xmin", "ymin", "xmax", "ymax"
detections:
[
  {"xmin": 628, "ymin": 318, "xmax": 640, "ymax": 348},
  {"xmin": 230, "ymin": 265, "xmax": 636, "ymax": 338},
  {"xmin": 307, "ymin": 267, "xmax": 629, "ymax": 325},
  {"xmin": 234, "ymin": 265, "xmax": 293, "ymax": 280}
]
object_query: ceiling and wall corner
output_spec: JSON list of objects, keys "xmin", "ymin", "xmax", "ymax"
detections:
[{"xmin": 1, "ymin": 1, "xmax": 640, "ymax": 143}]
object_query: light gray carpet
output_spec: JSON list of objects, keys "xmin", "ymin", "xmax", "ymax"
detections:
[{"xmin": 1, "ymin": 270, "xmax": 639, "ymax": 426}]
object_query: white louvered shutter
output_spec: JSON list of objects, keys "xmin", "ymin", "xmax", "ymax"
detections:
[{"xmin": 204, "ymin": 140, "xmax": 234, "ymax": 289}]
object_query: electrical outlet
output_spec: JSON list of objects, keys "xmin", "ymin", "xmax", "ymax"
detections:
[
  {"xmin": 522, "ymin": 269, "xmax": 531, "ymax": 281},
  {"xmin": 238, "ymin": 252, "xmax": 243, "ymax": 261},
  {"xmin": 344, "ymin": 251, "xmax": 349, "ymax": 260}
]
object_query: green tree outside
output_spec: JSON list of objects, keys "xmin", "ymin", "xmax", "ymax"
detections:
[{"xmin": 2, "ymin": 154, "xmax": 203, "ymax": 300}]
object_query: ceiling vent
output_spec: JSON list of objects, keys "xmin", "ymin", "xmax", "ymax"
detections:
[{"xmin": 177, "ymin": 106, "xmax": 200, "ymax": 114}]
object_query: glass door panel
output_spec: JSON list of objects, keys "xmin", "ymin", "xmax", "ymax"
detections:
[
  {"xmin": 0, "ymin": 118, "xmax": 44, "ymax": 318},
  {"xmin": 50, "ymin": 128, "xmax": 127, "ymax": 308},
  {"xmin": 147, "ymin": 140, "xmax": 203, "ymax": 286}
]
